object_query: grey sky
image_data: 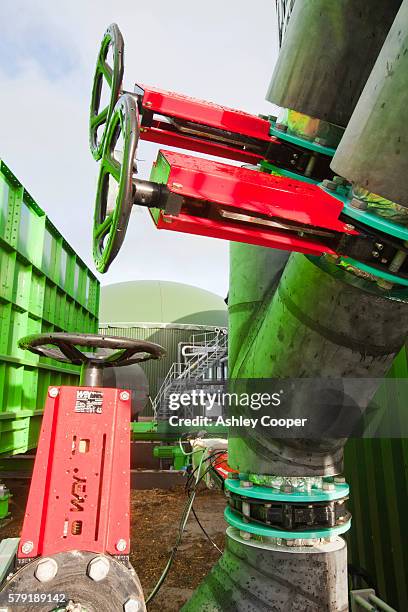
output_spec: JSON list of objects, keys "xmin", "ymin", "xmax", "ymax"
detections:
[{"xmin": 0, "ymin": 1, "xmax": 279, "ymax": 297}]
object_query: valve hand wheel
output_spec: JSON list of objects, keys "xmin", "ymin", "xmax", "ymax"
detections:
[
  {"xmin": 93, "ymin": 93, "xmax": 140, "ymax": 273},
  {"xmin": 89, "ymin": 23, "xmax": 124, "ymax": 160},
  {"xmin": 19, "ymin": 332, "xmax": 165, "ymax": 387}
]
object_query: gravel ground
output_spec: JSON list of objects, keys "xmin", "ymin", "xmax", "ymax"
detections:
[{"xmin": 0, "ymin": 479, "xmax": 226, "ymax": 611}]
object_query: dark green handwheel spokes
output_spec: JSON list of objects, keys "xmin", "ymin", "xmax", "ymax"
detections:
[
  {"xmin": 93, "ymin": 94, "xmax": 139, "ymax": 273},
  {"xmin": 89, "ymin": 23, "xmax": 124, "ymax": 160}
]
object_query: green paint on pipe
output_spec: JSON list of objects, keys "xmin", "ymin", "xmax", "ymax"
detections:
[{"xmin": 228, "ymin": 251, "xmax": 408, "ymax": 476}]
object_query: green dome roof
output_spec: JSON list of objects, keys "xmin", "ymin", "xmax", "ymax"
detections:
[{"xmin": 99, "ymin": 280, "xmax": 227, "ymax": 326}]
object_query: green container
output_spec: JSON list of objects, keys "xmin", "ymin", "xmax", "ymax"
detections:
[
  {"xmin": 0, "ymin": 159, "xmax": 99, "ymax": 455},
  {"xmin": 0, "ymin": 494, "xmax": 10, "ymax": 520},
  {"xmin": 344, "ymin": 346, "xmax": 408, "ymax": 612}
]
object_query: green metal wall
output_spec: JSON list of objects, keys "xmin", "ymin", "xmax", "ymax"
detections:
[
  {"xmin": 0, "ymin": 159, "xmax": 100, "ymax": 455},
  {"xmin": 344, "ymin": 346, "xmax": 408, "ymax": 611}
]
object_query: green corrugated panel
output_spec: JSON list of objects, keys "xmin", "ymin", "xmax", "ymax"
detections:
[
  {"xmin": 344, "ymin": 346, "xmax": 408, "ymax": 612},
  {"xmin": 0, "ymin": 158, "xmax": 100, "ymax": 455}
]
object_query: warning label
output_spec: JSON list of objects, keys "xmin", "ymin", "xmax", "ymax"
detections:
[{"xmin": 75, "ymin": 390, "xmax": 103, "ymax": 414}]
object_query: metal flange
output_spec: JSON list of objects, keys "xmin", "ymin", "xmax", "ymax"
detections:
[
  {"xmin": 224, "ymin": 506, "xmax": 351, "ymax": 539},
  {"xmin": 225, "ymin": 477, "xmax": 349, "ymax": 503}
]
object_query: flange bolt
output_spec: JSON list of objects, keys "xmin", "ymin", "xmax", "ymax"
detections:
[
  {"xmin": 350, "ymin": 197, "xmax": 368, "ymax": 211},
  {"xmin": 124, "ymin": 598, "xmax": 143, "ymax": 612},
  {"xmin": 120, "ymin": 391, "xmax": 130, "ymax": 401},
  {"xmin": 116, "ymin": 538, "xmax": 127, "ymax": 552},
  {"xmin": 87, "ymin": 556, "xmax": 110, "ymax": 582},
  {"xmin": 322, "ymin": 179, "xmax": 337, "ymax": 191},
  {"xmin": 35, "ymin": 558, "xmax": 58, "ymax": 583},
  {"xmin": 21, "ymin": 541, "xmax": 34, "ymax": 554},
  {"xmin": 48, "ymin": 387, "xmax": 59, "ymax": 398}
]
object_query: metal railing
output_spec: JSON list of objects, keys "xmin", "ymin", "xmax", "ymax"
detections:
[
  {"xmin": 350, "ymin": 590, "xmax": 397, "ymax": 612},
  {"xmin": 152, "ymin": 328, "xmax": 228, "ymax": 419}
]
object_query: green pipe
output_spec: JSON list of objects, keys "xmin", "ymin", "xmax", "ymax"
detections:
[
  {"xmin": 228, "ymin": 253, "xmax": 408, "ymax": 476},
  {"xmin": 266, "ymin": 0, "xmax": 401, "ymax": 127},
  {"xmin": 332, "ymin": 0, "xmax": 408, "ymax": 208}
]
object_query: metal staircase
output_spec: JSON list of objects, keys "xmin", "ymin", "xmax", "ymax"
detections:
[{"xmin": 152, "ymin": 329, "xmax": 228, "ymax": 420}]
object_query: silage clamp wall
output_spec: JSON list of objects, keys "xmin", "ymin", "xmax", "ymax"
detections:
[{"xmin": 0, "ymin": 159, "xmax": 99, "ymax": 455}]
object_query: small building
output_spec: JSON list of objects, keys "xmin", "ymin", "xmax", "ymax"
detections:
[{"xmin": 99, "ymin": 280, "xmax": 228, "ymax": 416}]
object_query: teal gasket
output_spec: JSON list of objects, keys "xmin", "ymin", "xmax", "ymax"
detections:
[
  {"xmin": 320, "ymin": 185, "xmax": 408, "ymax": 242},
  {"xmin": 341, "ymin": 257, "xmax": 408, "ymax": 287},
  {"xmin": 318, "ymin": 185, "xmax": 408, "ymax": 286},
  {"xmin": 259, "ymin": 161, "xmax": 318, "ymax": 185},
  {"xmin": 225, "ymin": 478, "xmax": 349, "ymax": 503},
  {"xmin": 270, "ymin": 124, "xmax": 336, "ymax": 157},
  {"xmin": 224, "ymin": 507, "xmax": 352, "ymax": 538}
]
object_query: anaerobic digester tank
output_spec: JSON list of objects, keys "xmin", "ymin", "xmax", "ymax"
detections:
[{"xmin": 183, "ymin": 2, "xmax": 408, "ymax": 611}]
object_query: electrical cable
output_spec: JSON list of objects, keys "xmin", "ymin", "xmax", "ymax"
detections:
[
  {"xmin": 184, "ymin": 450, "xmax": 225, "ymax": 493},
  {"xmin": 145, "ymin": 452, "xmax": 205, "ymax": 606},
  {"xmin": 146, "ymin": 450, "xmax": 225, "ymax": 606},
  {"xmin": 191, "ymin": 506, "xmax": 223, "ymax": 554}
]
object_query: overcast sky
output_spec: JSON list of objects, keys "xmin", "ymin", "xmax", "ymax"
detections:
[{"xmin": 0, "ymin": 1, "xmax": 279, "ymax": 297}]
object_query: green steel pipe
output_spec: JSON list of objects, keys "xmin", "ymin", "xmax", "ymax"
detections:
[
  {"xmin": 266, "ymin": 0, "xmax": 401, "ymax": 127},
  {"xmin": 228, "ymin": 253, "xmax": 408, "ymax": 476},
  {"xmin": 331, "ymin": 0, "xmax": 408, "ymax": 208},
  {"xmin": 228, "ymin": 243, "xmax": 290, "ymax": 374},
  {"xmin": 182, "ymin": 529, "xmax": 348, "ymax": 612}
]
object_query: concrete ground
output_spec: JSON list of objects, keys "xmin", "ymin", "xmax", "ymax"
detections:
[{"xmin": 0, "ymin": 480, "xmax": 226, "ymax": 611}]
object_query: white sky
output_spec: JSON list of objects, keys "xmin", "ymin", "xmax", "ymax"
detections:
[{"xmin": 0, "ymin": 1, "xmax": 279, "ymax": 297}]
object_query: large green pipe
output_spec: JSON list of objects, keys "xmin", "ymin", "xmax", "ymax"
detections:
[
  {"xmin": 331, "ymin": 0, "xmax": 408, "ymax": 207},
  {"xmin": 228, "ymin": 252, "xmax": 408, "ymax": 476},
  {"xmin": 228, "ymin": 243, "xmax": 290, "ymax": 375},
  {"xmin": 185, "ymin": 3, "xmax": 408, "ymax": 609},
  {"xmin": 183, "ymin": 529, "xmax": 348, "ymax": 612},
  {"xmin": 266, "ymin": 0, "xmax": 402, "ymax": 127}
]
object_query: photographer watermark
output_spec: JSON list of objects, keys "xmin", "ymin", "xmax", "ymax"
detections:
[{"xmin": 167, "ymin": 389, "xmax": 307, "ymax": 429}]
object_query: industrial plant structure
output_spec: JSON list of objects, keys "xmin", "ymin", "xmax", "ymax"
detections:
[{"xmin": 0, "ymin": 1, "xmax": 407, "ymax": 611}]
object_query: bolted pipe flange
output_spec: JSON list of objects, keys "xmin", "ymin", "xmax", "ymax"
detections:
[
  {"xmin": 123, "ymin": 597, "xmax": 143, "ymax": 612},
  {"xmin": 34, "ymin": 558, "xmax": 58, "ymax": 583},
  {"xmin": 0, "ymin": 550, "xmax": 145, "ymax": 611},
  {"xmin": 87, "ymin": 556, "xmax": 110, "ymax": 582}
]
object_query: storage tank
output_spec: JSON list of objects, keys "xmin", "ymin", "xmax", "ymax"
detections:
[{"xmin": 99, "ymin": 280, "xmax": 227, "ymax": 415}]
